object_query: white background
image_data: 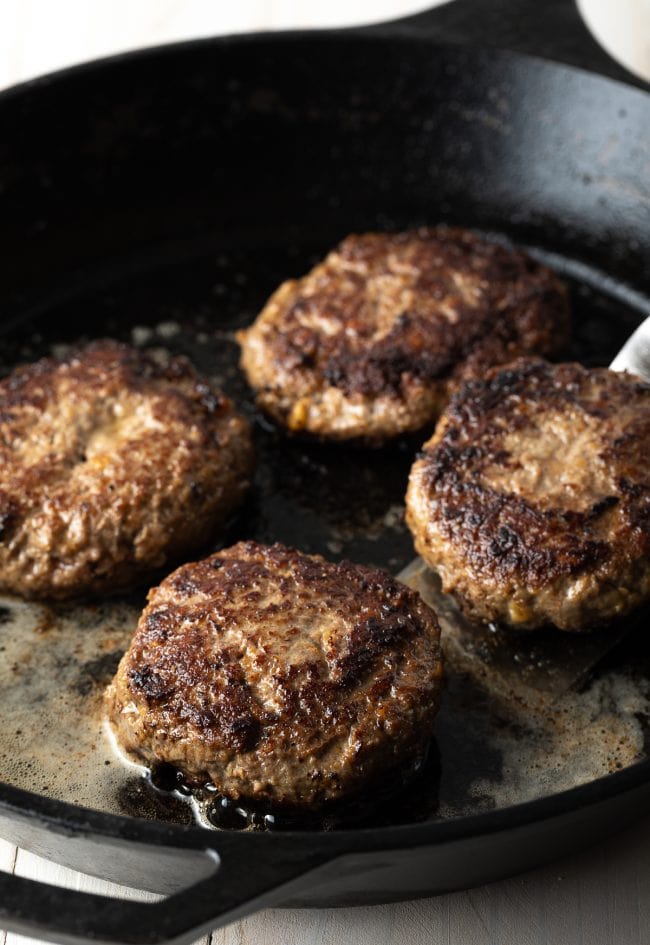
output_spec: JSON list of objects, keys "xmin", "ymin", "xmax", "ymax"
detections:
[
  {"xmin": 1, "ymin": 3, "xmax": 650, "ymax": 945},
  {"xmin": 0, "ymin": 0, "xmax": 649, "ymax": 91},
  {"xmin": 0, "ymin": 0, "xmax": 439, "ymax": 91}
]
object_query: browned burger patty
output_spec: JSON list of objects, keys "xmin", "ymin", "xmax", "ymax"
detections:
[
  {"xmin": 406, "ymin": 359, "xmax": 650, "ymax": 632},
  {"xmin": 0, "ymin": 341, "xmax": 253, "ymax": 599},
  {"xmin": 238, "ymin": 227, "xmax": 569, "ymax": 442},
  {"xmin": 105, "ymin": 541, "xmax": 443, "ymax": 811}
]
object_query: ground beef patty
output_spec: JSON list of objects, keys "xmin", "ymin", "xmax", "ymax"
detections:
[
  {"xmin": 105, "ymin": 541, "xmax": 443, "ymax": 811},
  {"xmin": 406, "ymin": 359, "xmax": 650, "ymax": 632},
  {"xmin": 0, "ymin": 341, "xmax": 253, "ymax": 599},
  {"xmin": 238, "ymin": 228, "xmax": 569, "ymax": 442}
]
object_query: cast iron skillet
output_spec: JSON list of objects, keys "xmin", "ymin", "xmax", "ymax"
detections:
[{"xmin": 0, "ymin": 1, "xmax": 649, "ymax": 942}]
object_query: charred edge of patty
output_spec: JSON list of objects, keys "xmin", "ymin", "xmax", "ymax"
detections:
[
  {"xmin": 111, "ymin": 543, "xmax": 443, "ymax": 807},
  {"xmin": 0, "ymin": 340, "xmax": 229, "ymax": 413},
  {"xmin": 241, "ymin": 227, "xmax": 570, "ymax": 403},
  {"xmin": 412, "ymin": 359, "xmax": 650, "ymax": 590},
  {"xmin": 128, "ymin": 544, "xmax": 439, "ymax": 744}
]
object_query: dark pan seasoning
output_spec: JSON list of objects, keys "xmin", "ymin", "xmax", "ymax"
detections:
[{"xmin": 0, "ymin": 234, "xmax": 649, "ymax": 831}]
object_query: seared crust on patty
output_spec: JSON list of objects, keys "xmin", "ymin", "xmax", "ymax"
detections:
[
  {"xmin": 105, "ymin": 541, "xmax": 443, "ymax": 810},
  {"xmin": 0, "ymin": 341, "xmax": 253, "ymax": 599},
  {"xmin": 406, "ymin": 359, "xmax": 650, "ymax": 631},
  {"xmin": 238, "ymin": 228, "xmax": 569, "ymax": 442}
]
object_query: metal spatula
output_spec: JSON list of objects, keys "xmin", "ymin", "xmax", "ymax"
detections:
[{"xmin": 399, "ymin": 316, "xmax": 650, "ymax": 706}]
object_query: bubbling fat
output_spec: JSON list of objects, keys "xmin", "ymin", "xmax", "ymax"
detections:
[
  {"xmin": 0, "ymin": 595, "xmax": 140, "ymax": 812},
  {"xmin": 0, "ymin": 593, "xmax": 648, "ymax": 829}
]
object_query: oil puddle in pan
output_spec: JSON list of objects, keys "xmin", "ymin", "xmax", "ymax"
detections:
[
  {"xmin": 436, "ymin": 668, "xmax": 650, "ymax": 817},
  {"xmin": 0, "ymin": 586, "xmax": 648, "ymax": 830},
  {"xmin": 129, "ymin": 743, "xmax": 442, "ymax": 832},
  {"xmin": 405, "ymin": 563, "xmax": 650, "ymax": 817},
  {"xmin": 0, "ymin": 594, "xmax": 189, "ymax": 826}
]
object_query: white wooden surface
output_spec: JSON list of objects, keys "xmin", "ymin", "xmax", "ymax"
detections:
[{"xmin": 1, "ymin": 3, "xmax": 648, "ymax": 944}]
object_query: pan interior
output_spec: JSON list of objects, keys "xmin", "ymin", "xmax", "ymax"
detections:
[{"xmin": 0, "ymin": 229, "xmax": 649, "ymax": 832}]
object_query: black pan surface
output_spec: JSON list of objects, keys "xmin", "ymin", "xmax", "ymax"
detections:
[{"xmin": 0, "ymin": 2, "xmax": 649, "ymax": 942}]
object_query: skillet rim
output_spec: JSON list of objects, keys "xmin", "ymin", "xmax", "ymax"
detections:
[
  {"xmin": 0, "ymin": 752, "xmax": 649, "ymax": 853},
  {"xmin": 1, "ymin": 26, "xmax": 650, "ymax": 107},
  {"xmin": 0, "ymin": 27, "xmax": 649, "ymax": 853}
]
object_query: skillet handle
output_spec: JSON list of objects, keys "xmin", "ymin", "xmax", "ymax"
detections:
[
  {"xmin": 367, "ymin": 0, "xmax": 649, "ymax": 88},
  {"xmin": 0, "ymin": 840, "xmax": 330, "ymax": 945}
]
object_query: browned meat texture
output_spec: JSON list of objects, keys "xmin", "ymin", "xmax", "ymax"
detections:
[
  {"xmin": 406, "ymin": 359, "xmax": 650, "ymax": 631},
  {"xmin": 0, "ymin": 341, "xmax": 254, "ymax": 599},
  {"xmin": 238, "ymin": 228, "xmax": 569, "ymax": 443},
  {"xmin": 105, "ymin": 541, "xmax": 444, "ymax": 810}
]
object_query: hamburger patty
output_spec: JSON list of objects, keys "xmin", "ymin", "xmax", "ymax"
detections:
[
  {"xmin": 105, "ymin": 541, "xmax": 443, "ymax": 811},
  {"xmin": 0, "ymin": 341, "xmax": 253, "ymax": 599},
  {"xmin": 406, "ymin": 359, "xmax": 650, "ymax": 631},
  {"xmin": 238, "ymin": 228, "xmax": 569, "ymax": 442}
]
